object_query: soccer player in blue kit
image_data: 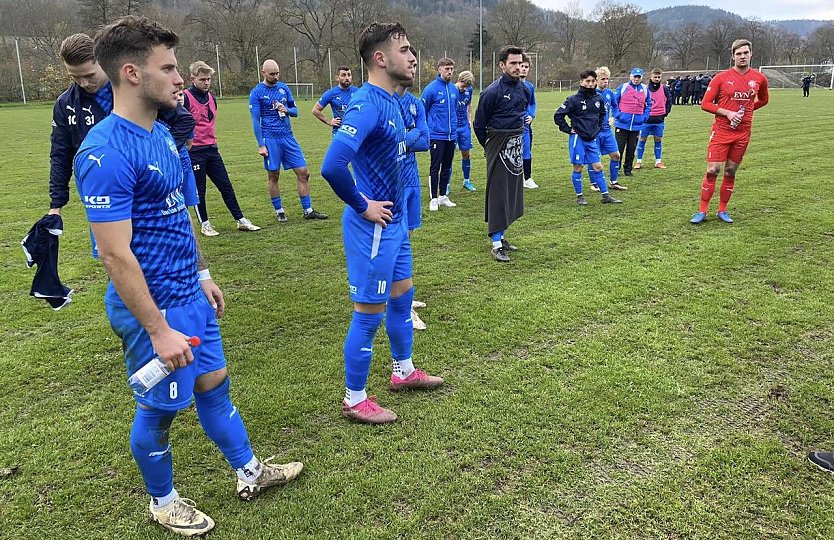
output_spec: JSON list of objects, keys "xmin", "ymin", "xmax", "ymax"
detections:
[
  {"xmin": 519, "ymin": 55, "xmax": 538, "ymax": 189},
  {"xmin": 249, "ymin": 59, "xmax": 328, "ymax": 222},
  {"xmin": 396, "ymin": 46, "xmax": 430, "ymax": 330},
  {"xmin": 312, "ymin": 66, "xmax": 358, "ymax": 132},
  {"xmin": 321, "ymin": 22, "xmax": 444, "ymax": 425},
  {"xmin": 454, "ymin": 70, "xmax": 476, "ymax": 192},
  {"xmin": 73, "ymin": 16, "xmax": 302, "ymax": 536},
  {"xmin": 590, "ymin": 66, "xmax": 627, "ymax": 192}
]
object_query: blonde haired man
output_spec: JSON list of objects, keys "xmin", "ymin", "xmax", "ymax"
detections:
[{"xmin": 454, "ymin": 70, "xmax": 477, "ymax": 192}]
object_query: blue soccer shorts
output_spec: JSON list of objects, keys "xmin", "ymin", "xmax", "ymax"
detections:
[
  {"xmin": 639, "ymin": 123, "xmax": 665, "ymax": 139},
  {"xmin": 106, "ymin": 294, "xmax": 226, "ymax": 411},
  {"xmin": 455, "ymin": 125, "xmax": 473, "ymax": 152},
  {"xmin": 404, "ymin": 185, "xmax": 422, "ymax": 231},
  {"xmin": 568, "ymin": 134, "xmax": 602, "ymax": 166},
  {"xmin": 522, "ymin": 126, "xmax": 533, "ymax": 160},
  {"xmin": 597, "ymin": 129, "xmax": 619, "ymax": 155},
  {"xmin": 263, "ymin": 136, "xmax": 307, "ymax": 171},
  {"xmin": 342, "ymin": 209, "xmax": 412, "ymax": 303}
]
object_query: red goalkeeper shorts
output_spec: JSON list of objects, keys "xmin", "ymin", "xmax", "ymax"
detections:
[{"xmin": 707, "ymin": 129, "xmax": 751, "ymax": 164}]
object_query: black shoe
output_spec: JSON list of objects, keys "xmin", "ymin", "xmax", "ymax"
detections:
[
  {"xmin": 601, "ymin": 193, "xmax": 622, "ymax": 204},
  {"xmin": 304, "ymin": 209, "xmax": 329, "ymax": 220},
  {"xmin": 623, "ymin": 170, "xmax": 633, "ymax": 176},
  {"xmin": 491, "ymin": 246, "xmax": 510, "ymax": 262},
  {"xmin": 809, "ymin": 451, "xmax": 834, "ymax": 474},
  {"xmin": 276, "ymin": 211, "xmax": 288, "ymax": 223},
  {"xmin": 576, "ymin": 195, "xmax": 588, "ymax": 205},
  {"xmin": 501, "ymin": 238, "xmax": 517, "ymax": 252}
]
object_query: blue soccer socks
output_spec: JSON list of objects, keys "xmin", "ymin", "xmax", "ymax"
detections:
[
  {"xmin": 300, "ymin": 195, "xmax": 312, "ymax": 212},
  {"xmin": 386, "ymin": 288, "xmax": 414, "ymax": 364},
  {"xmin": 270, "ymin": 196, "xmax": 283, "ymax": 211},
  {"xmin": 344, "ymin": 311, "xmax": 384, "ymax": 392},
  {"xmin": 130, "ymin": 405, "xmax": 177, "ymax": 498},
  {"xmin": 194, "ymin": 377, "xmax": 254, "ymax": 470},
  {"xmin": 571, "ymin": 171, "xmax": 583, "ymax": 195}
]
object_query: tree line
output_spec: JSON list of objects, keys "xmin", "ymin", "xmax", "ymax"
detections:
[{"xmin": 1, "ymin": 0, "xmax": 833, "ymax": 101}]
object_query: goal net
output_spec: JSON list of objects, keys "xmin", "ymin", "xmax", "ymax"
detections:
[
  {"xmin": 757, "ymin": 64, "xmax": 833, "ymax": 90},
  {"xmin": 285, "ymin": 83, "xmax": 315, "ymax": 101}
]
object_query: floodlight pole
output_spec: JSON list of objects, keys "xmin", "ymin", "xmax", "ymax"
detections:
[
  {"xmin": 293, "ymin": 47, "xmax": 299, "ymax": 86},
  {"xmin": 418, "ymin": 50, "xmax": 422, "ymax": 92},
  {"xmin": 328, "ymin": 48, "xmax": 333, "ymax": 82},
  {"xmin": 479, "ymin": 0, "xmax": 483, "ymax": 91},
  {"xmin": 255, "ymin": 45, "xmax": 260, "ymax": 84},
  {"xmin": 15, "ymin": 37, "xmax": 26, "ymax": 104},
  {"xmin": 215, "ymin": 43, "xmax": 223, "ymax": 98}
]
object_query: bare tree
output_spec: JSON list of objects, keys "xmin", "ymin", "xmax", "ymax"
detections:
[
  {"xmin": 0, "ymin": 0, "xmax": 79, "ymax": 64},
  {"xmin": 488, "ymin": 0, "xmax": 547, "ymax": 50},
  {"xmin": 807, "ymin": 22, "xmax": 834, "ymax": 63},
  {"xmin": 703, "ymin": 18, "xmax": 737, "ymax": 70},
  {"xmin": 591, "ymin": 1, "xmax": 649, "ymax": 69},
  {"xmin": 277, "ymin": 0, "xmax": 342, "ymax": 84},
  {"xmin": 334, "ymin": 0, "xmax": 390, "ymax": 69},
  {"xmin": 662, "ymin": 22, "xmax": 701, "ymax": 69},
  {"xmin": 550, "ymin": 1, "xmax": 583, "ymax": 64}
]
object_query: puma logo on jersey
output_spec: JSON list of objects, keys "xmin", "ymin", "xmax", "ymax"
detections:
[
  {"xmin": 82, "ymin": 106, "xmax": 93, "ymax": 114},
  {"xmin": 65, "ymin": 105, "xmax": 76, "ymax": 113},
  {"xmin": 87, "ymin": 154, "xmax": 105, "ymax": 167},
  {"xmin": 148, "ymin": 164, "xmax": 163, "ymax": 175},
  {"xmin": 388, "ymin": 119, "xmax": 397, "ymax": 129},
  {"xmin": 503, "ymin": 94, "xmax": 511, "ymax": 100}
]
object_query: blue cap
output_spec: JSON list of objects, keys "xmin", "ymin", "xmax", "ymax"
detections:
[{"xmin": 630, "ymin": 68, "xmax": 644, "ymax": 77}]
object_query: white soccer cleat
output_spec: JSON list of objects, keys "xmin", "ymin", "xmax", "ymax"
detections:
[
  {"xmin": 429, "ymin": 198, "xmax": 439, "ymax": 211},
  {"xmin": 149, "ymin": 497, "xmax": 215, "ymax": 537},
  {"xmin": 236, "ymin": 457, "xmax": 304, "ymax": 501},
  {"xmin": 438, "ymin": 195, "xmax": 457, "ymax": 208},
  {"xmin": 236, "ymin": 217, "xmax": 261, "ymax": 231},
  {"xmin": 411, "ymin": 309, "xmax": 426, "ymax": 330},
  {"xmin": 523, "ymin": 178, "xmax": 538, "ymax": 189},
  {"xmin": 200, "ymin": 221, "xmax": 219, "ymax": 237},
  {"xmin": 411, "ymin": 300, "xmax": 426, "ymax": 309}
]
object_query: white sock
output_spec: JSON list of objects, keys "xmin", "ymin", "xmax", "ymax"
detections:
[
  {"xmin": 344, "ymin": 388, "xmax": 367, "ymax": 407},
  {"xmin": 656, "ymin": 158, "xmax": 662, "ymax": 164},
  {"xmin": 393, "ymin": 358, "xmax": 415, "ymax": 379},
  {"xmin": 636, "ymin": 159, "xmax": 642, "ymax": 163},
  {"xmin": 492, "ymin": 240, "xmax": 502, "ymax": 249},
  {"xmin": 235, "ymin": 455, "xmax": 262, "ymax": 484},
  {"xmin": 275, "ymin": 208, "xmax": 284, "ymax": 214},
  {"xmin": 304, "ymin": 208, "xmax": 313, "ymax": 214},
  {"xmin": 152, "ymin": 488, "xmax": 179, "ymax": 509}
]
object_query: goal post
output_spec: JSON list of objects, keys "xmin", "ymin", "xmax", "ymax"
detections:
[
  {"xmin": 757, "ymin": 64, "xmax": 834, "ymax": 90},
  {"xmin": 285, "ymin": 82, "xmax": 315, "ymax": 101}
]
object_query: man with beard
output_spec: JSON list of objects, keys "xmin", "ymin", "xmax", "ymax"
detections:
[
  {"xmin": 635, "ymin": 68, "xmax": 673, "ymax": 170},
  {"xmin": 473, "ymin": 46, "xmax": 530, "ymax": 263},
  {"xmin": 312, "ymin": 66, "xmax": 358, "ymax": 133}
]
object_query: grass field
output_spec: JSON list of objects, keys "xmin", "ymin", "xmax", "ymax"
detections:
[{"xmin": 2, "ymin": 88, "xmax": 834, "ymax": 539}]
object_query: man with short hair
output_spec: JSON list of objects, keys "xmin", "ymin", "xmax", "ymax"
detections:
[
  {"xmin": 454, "ymin": 70, "xmax": 477, "ymax": 192},
  {"xmin": 802, "ymin": 74, "xmax": 814, "ymax": 97},
  {"xmin": 312, "ymin": 66, "xmax": 358, "ymax": 131},
  {"xmin": 635, "ymin": 68, "xmax": 672, "ymax": 170},
  {"xmin": 183, "ymin": 61, "xmax": 260, "ymax": 236},
  {"xmin": 250, "ymin": 60, "xmax": 328, "ymax": 222},
  {"xmin": 519, "ymin": 55, "xmax": 538, "ymax": 189},
  {"xmin": 554, "ymin": 70, "xmax": 623, "ymax": 206},
  {"xmin": 47, "ymin": 33, "xmax": 112, "ymax": 216},
  {"xmin": 613, "ymin": 67, "xmax": 651, "ymax": 177},
  {"xmin": 422, "ymin": 57, "xmax": 458, "ymax": 211},
  {"xmin": 690, "ymin": 39, "xmax": 769, "ymax": 224},
  {"xmin": 397, "ymin": 47, "xmax": 431, "ymax": 330},
  {"xmin": 321, "ymin": 22, "xmax": 443, "ymax": 424},
  {"xmin": 590, "ymin": 66, "xmax": 626, "ymax": 192},
  {"xmin": 73, "ymin": 16, "xmax": 302, "ymax": 536},
  {"xmin": 474, "ymin": 46, "xmax": 529, "ymax": 263}
]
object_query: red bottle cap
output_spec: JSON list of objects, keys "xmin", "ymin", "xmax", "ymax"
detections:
[{"xmin": 188, "ymin": 336, "xmax": 201, "ymax": 347}]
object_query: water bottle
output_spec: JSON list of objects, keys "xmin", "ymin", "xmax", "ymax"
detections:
[
  {"xmin": 731, "ymin": 105, "xmax": 745, "ymax": 129},
  {"xmin": 128, "ymin": 336, "xmax": 201, "ymax": 396}
]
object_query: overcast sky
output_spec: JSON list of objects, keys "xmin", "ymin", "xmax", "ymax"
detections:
[{"xmin": 530, "ymin": 0, "xmax": 834, "ymax": 21}]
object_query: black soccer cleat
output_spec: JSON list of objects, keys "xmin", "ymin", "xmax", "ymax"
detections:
[
  {"xmin": 491, "ymin": 246, "xmax": 510, "ymax": 262},
  {"xmin": 304, "ymin": 209, "xmax": 329, "ymax": 220},
  {"xmin": 809, "ymin": 451, "xmax": 834, "ymax": 474},
  {"xmin": 501, "ymin": 238, "xmax": 518, "ymax": 252},
  {"xmin": 601, "ymin": 193, "xmax": 622, "ymax": 204}
]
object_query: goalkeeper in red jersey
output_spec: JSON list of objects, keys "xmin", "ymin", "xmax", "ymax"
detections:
[{"xmin": 690, "ymin": 39, "xmax": 769, "ymax": 224}]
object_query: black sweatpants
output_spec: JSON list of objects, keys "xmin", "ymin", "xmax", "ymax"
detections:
[
  {"xmin": 615, "ymin": 128, "xmax": 640, "ymax": 174},
  {"xmin": 189, "ymin": 146, "xmax": 244, "ymax": 222},
  {"xmin": 429, "ymin": 139, "xmax": 456, "ymax": 198}
]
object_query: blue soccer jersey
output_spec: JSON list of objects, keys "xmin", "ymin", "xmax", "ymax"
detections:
[
  {"xmin": 397, "ymin": 91, "xmax": 428, "ymax": 188},
  {"xmin": 74, "ymin": 114, "xmax": 201, "ymax": 309},
  {"xmin": 333, "ymin": 83, "xmax": 407, "ymax": 223},
  {"xmin": 248, "ymin": 82, "xmax": 297, "ymax": 143},
  {"xmin": 598, "ymin": 87, "xmax": 617, "ymax": 131},
  {"xmin": 318, "ymin": 85, "xmax": 358, "ymax": 130},
  {"xmin": 455, "ymin": 85, "xmax": 473, "ymax": 127}
]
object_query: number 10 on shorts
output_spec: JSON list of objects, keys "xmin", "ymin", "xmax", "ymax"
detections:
[{"xmin": 377, "ymin": 281, "xmax": 387, "ymax": 295}]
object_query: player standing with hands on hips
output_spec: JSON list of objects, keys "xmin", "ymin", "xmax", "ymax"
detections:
[{"xmin": 690, "ymin": 39, "xmax": 768, "ymax": 224}]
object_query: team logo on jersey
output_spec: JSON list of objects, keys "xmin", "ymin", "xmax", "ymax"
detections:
[
  {"xmin": 409, "ymin": 104, "xmax": 417, "ymax": 116},
  {"xmin": 338, "ymin": 124, "xmax": 358, "ymax": 137},
  {"xmin": 166, "ymin": 137, "xmax": 178, "ymax": 156},
  {"xmin": 271, "ymin": 99, "xmax": 281, "ymax": 110},
  {"xmin": 748, "ymin": 80, "xmax": 758, "ymax": 89},
  {"xmin": 595, "ymin": 101, "xmax": 601, "ymax": 109},
  {"xmin": 499, "ymin": 134, "xmax": 523, "ymax": 175},
  {"xmin": 278, "ymin": 88, "xmax": 286, "ymax": 95}
]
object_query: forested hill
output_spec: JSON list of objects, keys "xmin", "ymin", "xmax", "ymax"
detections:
[{"xmin": 645, "ymin": 5, "xmax": 829, "ymax": 37}]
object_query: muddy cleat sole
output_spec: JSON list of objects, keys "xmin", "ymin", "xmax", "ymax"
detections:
[
  {"xmin": 149, "ymin": 497, "xmax": 215, "ymax": 537},
  {"xmin": 237, "ymin": 457, "xmax": 304, "ymax": 501},
  {"xmin": 491, "ymin": 246, "xmax": 510, "ymax": 262},
  {"xmin": 304, "ymin": 209, "xmax": 329, "ymax": 220},
  {"xmin": 716, "ymin": 211, "xmax": 733, "ymax": 223},
  {"xmin": 342, "ymin": 396, "xmax": 397, "ymax": 424},
  {"xmin": 390, "ymin": 368, "xmax": 444, "ymax": 391},
  {"xmin": 690, "ymin": 212, "xmax": 707, "ymax": 224}
]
